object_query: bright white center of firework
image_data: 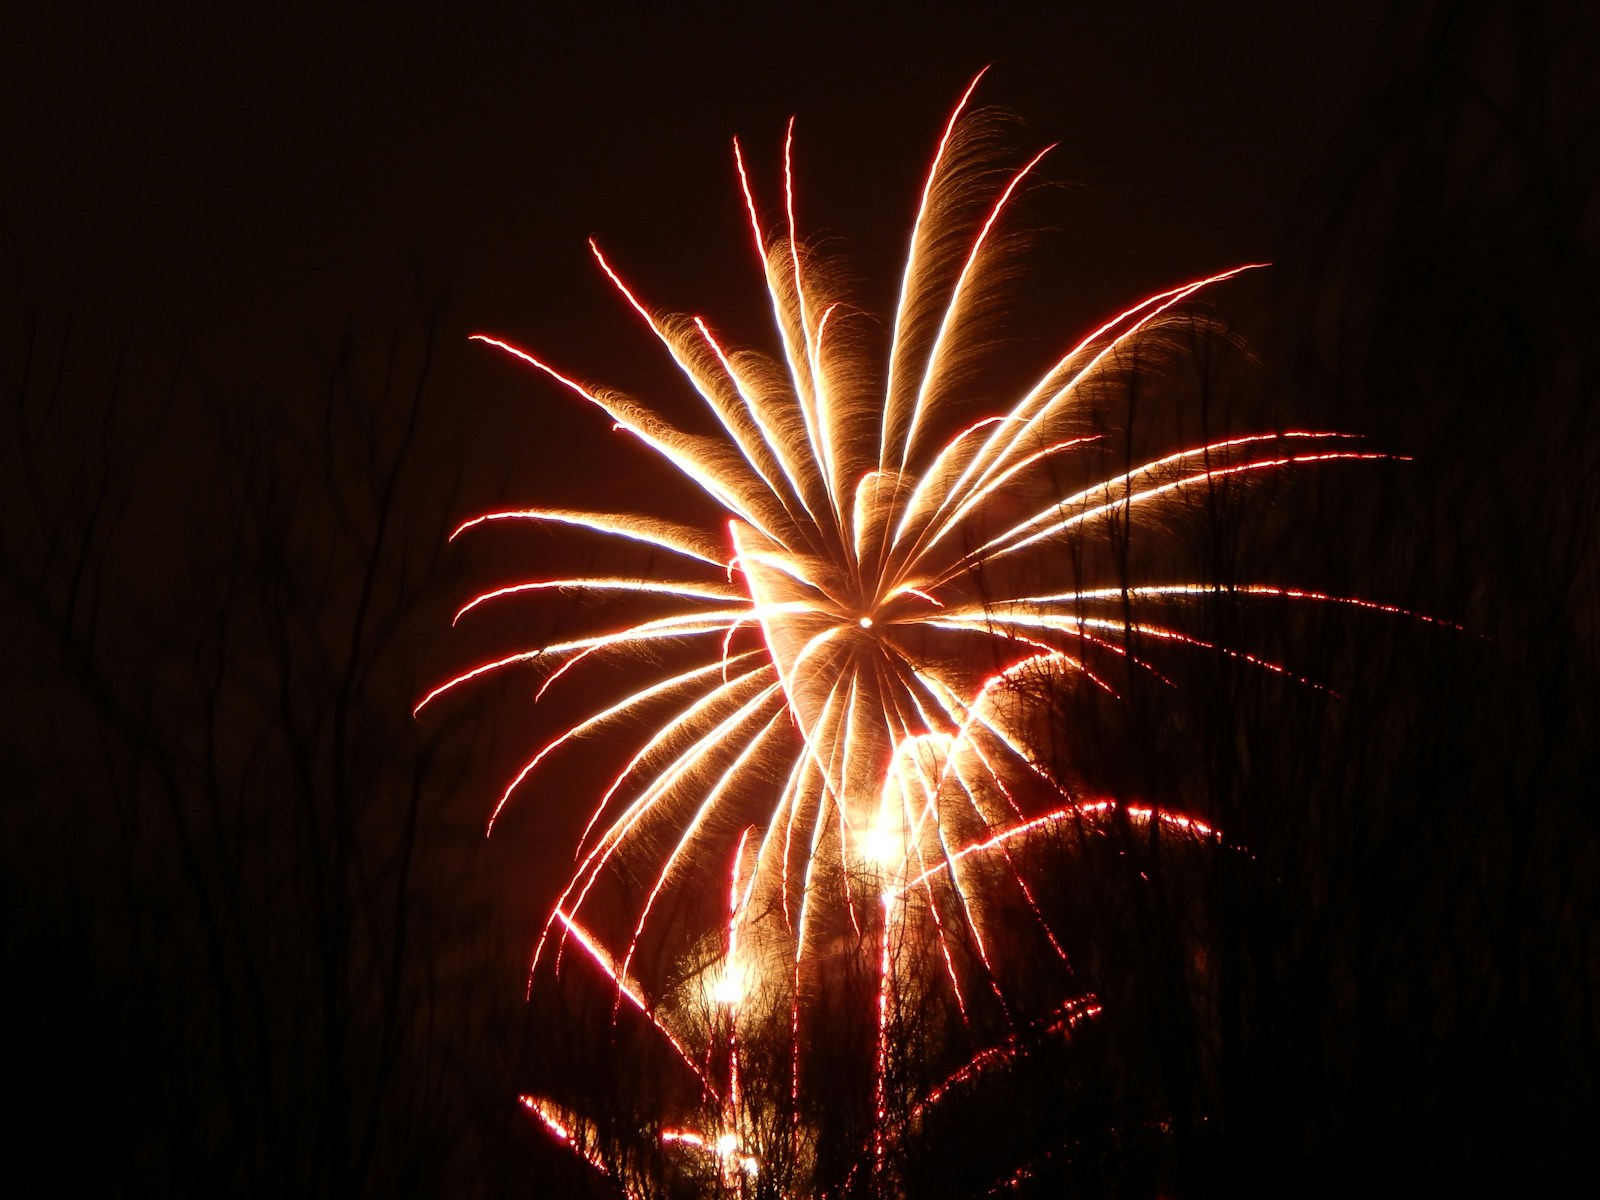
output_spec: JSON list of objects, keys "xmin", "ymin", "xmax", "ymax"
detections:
[
  {"xmin": 858, "ymin": 615, "xmax": 873, "ymax": 628},
  {"xmin": 711, "ymin": 962, "xmax": 745, "ymax": 1006},
  {"xmin": 860, "ymin": 821, "xmax": 903, "ymax": 867},
  {"xmin": 716, "ymin": 1133, "xmax": 739, "ymax": 1156}
]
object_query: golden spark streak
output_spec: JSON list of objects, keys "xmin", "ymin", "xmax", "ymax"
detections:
[{"xmin": 881, "ymin": 67, "xmax": 990, "ymax": 471}]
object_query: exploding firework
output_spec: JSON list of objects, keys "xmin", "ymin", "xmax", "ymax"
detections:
[{"xmin": 421, "ymin": 74, "xmax": 1396, "ymax": 1195}]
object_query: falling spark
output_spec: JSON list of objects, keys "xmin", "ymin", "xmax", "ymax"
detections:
[{"xmin": 424, "ymin": 74, "xmax": 1403, "ymax": 1190}]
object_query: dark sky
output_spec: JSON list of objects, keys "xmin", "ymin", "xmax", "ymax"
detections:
[{"xmin": 3, "ymin": 1, "xmax": 1388, "ymax": 386}]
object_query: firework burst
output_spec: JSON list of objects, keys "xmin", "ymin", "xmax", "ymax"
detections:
[{"xmin": 421, "ymin": 74, "xmax": 1394, "ymax": 1193}]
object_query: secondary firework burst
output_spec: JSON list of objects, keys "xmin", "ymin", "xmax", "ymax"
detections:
[{"xmin": 420, "ymin": 73, "xmax": 1393, "ymax": 1191}]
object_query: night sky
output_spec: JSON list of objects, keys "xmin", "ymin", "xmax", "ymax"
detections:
[
  {"xmin": 3, "ymin": 2, "xmax": 1597, "ymax": 1196},
  {"xmin": 3, "ymin": 3, "xmax": 1386, "ymax": 374}
]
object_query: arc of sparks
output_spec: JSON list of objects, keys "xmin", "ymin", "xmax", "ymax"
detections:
[{"xmin": 433, "ymin": 70, "xmax": 1435, "ymax": 1190}]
